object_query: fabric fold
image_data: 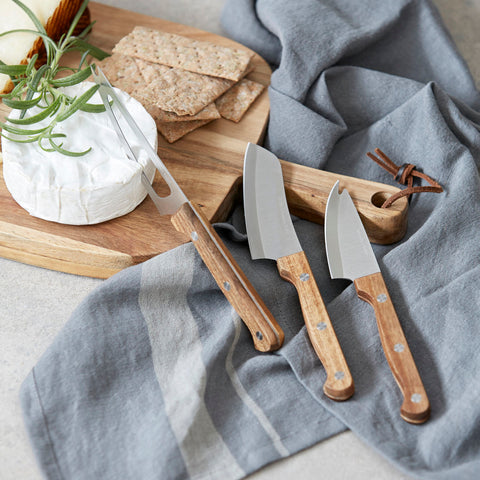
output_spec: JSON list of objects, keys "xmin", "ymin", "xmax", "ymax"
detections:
[{"xmin": 21, "ymin": 241, "xmax": 347, "ymax": 480}]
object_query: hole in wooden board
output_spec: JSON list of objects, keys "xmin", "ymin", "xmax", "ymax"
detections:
[{"xmin": 371, "ymin": 191, "xmax": 391, "ymax": 208}]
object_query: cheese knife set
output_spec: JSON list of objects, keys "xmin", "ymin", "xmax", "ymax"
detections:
[{"xmin": 93, "ymin": 67, "xmax": 430, "ymax": 424}]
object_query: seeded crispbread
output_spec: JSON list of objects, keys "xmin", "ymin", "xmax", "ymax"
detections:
[
  {"xmin": 99, "ymin": 30, "xmax": 264, "ymax": 141},
  {"xmin": 98, "ymin": 54, "xmax": 221, "ymax": 122},
  {"xmin": 97, "ymin": 54, "xmax": 145, "ymax": 95},
  {"xmin": 144, "ymin": 102, "xmax": 221, "ymax": 123},
  {"xmin": 215, "ymin": 78, "xmax": 265, "ymax": 122},
  {"xmin": 156, "ymin": 119, "xmax": 213, "ymax": 143},
  {"xmin": 132, "ymin": 58, "xmax": 233, "ymax": 116},
  {"xmin": 113, "ymin": 26, "xmax": 253, "ymax": 81}
]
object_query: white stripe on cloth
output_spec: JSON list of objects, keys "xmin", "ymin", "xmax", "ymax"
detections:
[
  {"xmin": 226, "ymin": 313, "xmax": 290, "ymax": 458},
  {"xmin": 139, "ymin": 247, "xmax": 245, "ymax": 480}
]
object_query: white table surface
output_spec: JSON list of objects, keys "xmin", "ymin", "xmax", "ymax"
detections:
[{"xmin": 1, "ymin": 1, "xmax": 479, "ymax": 479}]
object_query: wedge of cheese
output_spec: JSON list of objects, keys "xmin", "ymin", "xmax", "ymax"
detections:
[
  {"xmin": 0, "ymin": 0, "xmax": 85, "ymax": 93},
  {"xmin": 2, "ymin": 82, "xmax": 158, "ymax": 225}
]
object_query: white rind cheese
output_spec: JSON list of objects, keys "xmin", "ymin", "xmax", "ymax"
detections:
[{"xmin": 2, "ymin": 82, "xmax": 158, "ymax": 225}]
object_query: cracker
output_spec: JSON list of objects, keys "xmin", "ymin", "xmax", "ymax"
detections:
[
  {"xmin": 215, "ymin": 78, "xmax": 265, "ymax": 122},
  {"xmin": 133, "ymin": 58, "xmax": 233, "ymax": 116},
  {"xmin": 145, "ymin": 102, "xmax": 221, "ymax": 123},
  {"xmin": 97, "ymin": 54, "xmax": 145, "ymax": 95},
  {"xmin": 113, "ymin": 26, "xmax": 253, "ymax": 81},
  {"xmin": 156, "ymin": 119, "xmax": 213, "ymax": 143},
  {"xmin": 98, "ymin": 55, "xmax": 221, "ymax": 121}
]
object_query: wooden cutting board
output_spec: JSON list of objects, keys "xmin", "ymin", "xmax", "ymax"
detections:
[{"xmin": 0, "ymin": 2, "xmax": 408, "ymax": 279}]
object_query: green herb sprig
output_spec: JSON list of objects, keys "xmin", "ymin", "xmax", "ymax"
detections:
[{"xmin": 0, "ymin": 0, "xmax": 110, "ymax": 156}]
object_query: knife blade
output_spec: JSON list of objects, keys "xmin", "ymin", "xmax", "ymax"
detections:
[
  {"xmin": 91, "ymin": 66, "xmax": 284, "ymax": 352},
  {"xmin": 324, "ymin": 180, "xmax": 430, "ymax": 423},
  {"xmin": 243, "ymin": 143, "xmax": 354, "ymax": 401}
]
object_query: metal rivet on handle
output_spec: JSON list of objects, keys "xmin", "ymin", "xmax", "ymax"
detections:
[
  {"xmin": 191, "ymin": 231, "xmax": 199, "ymax": 241},
  {"xmin": 223, "ymin": 281, "xmax": 231, "ymax": 291},
  {"xmin": 394, "ymin": 343, "xmax": 405, "ymax": 352},
  {"xmin": 411, "ymin": 393, "xmax": 422, "ymax": 403},
  {"xmin": 335, "ymin": 371, "xmax": 345, "ymax": 380},
  {"xmin": 256, "ymin": 331, "xmax": 263, "ymax": 340},
  {"xmin": 377, "ymin": 293, "xmax": 387, "ymax": 303},
  {"xmin": 300, "ymin": 273, "xmax": 310, "ymax": 282},
  {"xmin": 317, "ymin": 322, "xmax": 327, "ymax": 331}
]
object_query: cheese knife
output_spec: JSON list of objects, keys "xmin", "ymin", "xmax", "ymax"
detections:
[
  {"xmin": 324, "ymin": 180, "xmax": 430, "ymax": 423},
  {"xmin": 243, "ymin": 143, "xmax": 354, "ymax": 401},
  {"xmin": 91, "ymin": 66, "xmax": 284, "ymax": 352}
]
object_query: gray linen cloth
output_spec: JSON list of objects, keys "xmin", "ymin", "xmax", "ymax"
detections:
[{"xmin": 21, "ymin": 0, "xmax": 480, "ymax": 478}]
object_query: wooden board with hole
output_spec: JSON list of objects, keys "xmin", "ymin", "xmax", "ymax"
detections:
[{"xmin": 0, "ymin": 1, "xmax": 408, "ymax": 279}]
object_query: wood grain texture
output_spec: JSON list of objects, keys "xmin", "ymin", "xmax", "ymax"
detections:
[
  {"xmin": 354, "ymin": 272, "xmax": 430, "ymax": 424},
  {"xmin": 277, "ymin": 251, "xmax": 354, "ymax": 401},
  {"xmin": 171, "ymin": 201, "xmax": 284, "ymax": 352},
  {"xmin": 0, "ymin": 2, "xmax": 408, "ymax": 278}
]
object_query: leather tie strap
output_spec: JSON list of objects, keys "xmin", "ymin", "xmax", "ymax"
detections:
[
  {"xmin": 394, "ymin": 163, "xmax": 415, "ymax": 184},
  {"xmin": 366, "ymin": 148, "xmax": 443, "ymax": 208}
]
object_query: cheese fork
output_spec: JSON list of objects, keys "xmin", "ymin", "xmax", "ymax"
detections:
[{"xmin": 91, "ymin": 65, "xmax": 284, "ymax": 352}]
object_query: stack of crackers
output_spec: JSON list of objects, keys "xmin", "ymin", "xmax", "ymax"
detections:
[{"xmin": 98, "ymin": 26, "xmax": 266, "ymax": 143}]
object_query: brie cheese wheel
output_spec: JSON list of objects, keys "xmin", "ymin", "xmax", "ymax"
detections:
[{"xmin": 2, "ymin": 82, "xmax": 158, "ymax": 225}]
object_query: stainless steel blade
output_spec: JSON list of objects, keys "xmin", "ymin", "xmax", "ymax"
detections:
[
  {"xmin": 91, "ymin": 65, "xmax": 187, "ymax": 214},
  {"xmin": 324, "ymin": 180, "xmax": 380, "ymax": 281},
  {"xmin": 243, "ymin": 143, "xmax": 302, "ymax": 260}
]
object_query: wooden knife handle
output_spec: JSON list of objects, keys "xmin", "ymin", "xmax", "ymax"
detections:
[
  {"xmin": 354, "ymin": 272, "xmax": 430, "ymax": 424},
  {"xmin": 277, "ymin": 251, "xmax": 354, "ymax": 401},
  {"xmin": 171, "ymin": 202, "xmax": 284, "ymax": 352}
]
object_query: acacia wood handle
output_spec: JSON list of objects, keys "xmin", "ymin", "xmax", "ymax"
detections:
[
  {"xmin": 354, "ymin": 272, "xmax": 430, "ymax": 424},
  {"xmin": 277, "ymin": 251, "xmax": 354, "ymax": 401},
  {"xmin": 171, "ymin": 202, "xmax": 284, "ymax": 352}
]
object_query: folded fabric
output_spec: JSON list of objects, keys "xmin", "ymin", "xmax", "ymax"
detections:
[
  {"xmin": 21, "ymin": 0, "xmax": 480, "ymax": 479},
  {"xmin": 21, "ymin": 238, "xmax": 348, "ymax": 480}
]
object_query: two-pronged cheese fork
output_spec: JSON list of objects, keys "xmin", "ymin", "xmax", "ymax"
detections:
[{"xmin": 91, "ymin": 65, "xmax": 284, "ymax": 352}]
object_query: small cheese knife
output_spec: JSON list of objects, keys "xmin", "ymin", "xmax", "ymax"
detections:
[
  {"xmin": 243, "ymin": 143, "xmax": 354, "ymax": 401},
  {"xmin": 324, "ymin": 181, "xmax": 430, "ymax": 423},
  {"xmin": 91, "ymin": 66, "xmax": 284, "ymax": 352}
]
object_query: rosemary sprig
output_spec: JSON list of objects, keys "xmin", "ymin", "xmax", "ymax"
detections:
[{"xmin": 0, "ymin": 0, "xmax": 110, "ymax": 156}]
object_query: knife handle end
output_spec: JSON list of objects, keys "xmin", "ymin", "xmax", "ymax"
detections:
[
  {"xmin": 171, "ymin": 202, "xmax": 284, "ymax": 352},
  {"xmin": 355, "ymin": 272, "xmax": 430, "ymax": 424}
]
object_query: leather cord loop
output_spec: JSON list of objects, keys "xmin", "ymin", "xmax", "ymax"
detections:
[
  {"xmin": 395, "ymin": 163, "xmax": 415, "ymax": 184},
  {"xmin": 366, "ymin": 148, "xmax": 443, "ymax": 208}
]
